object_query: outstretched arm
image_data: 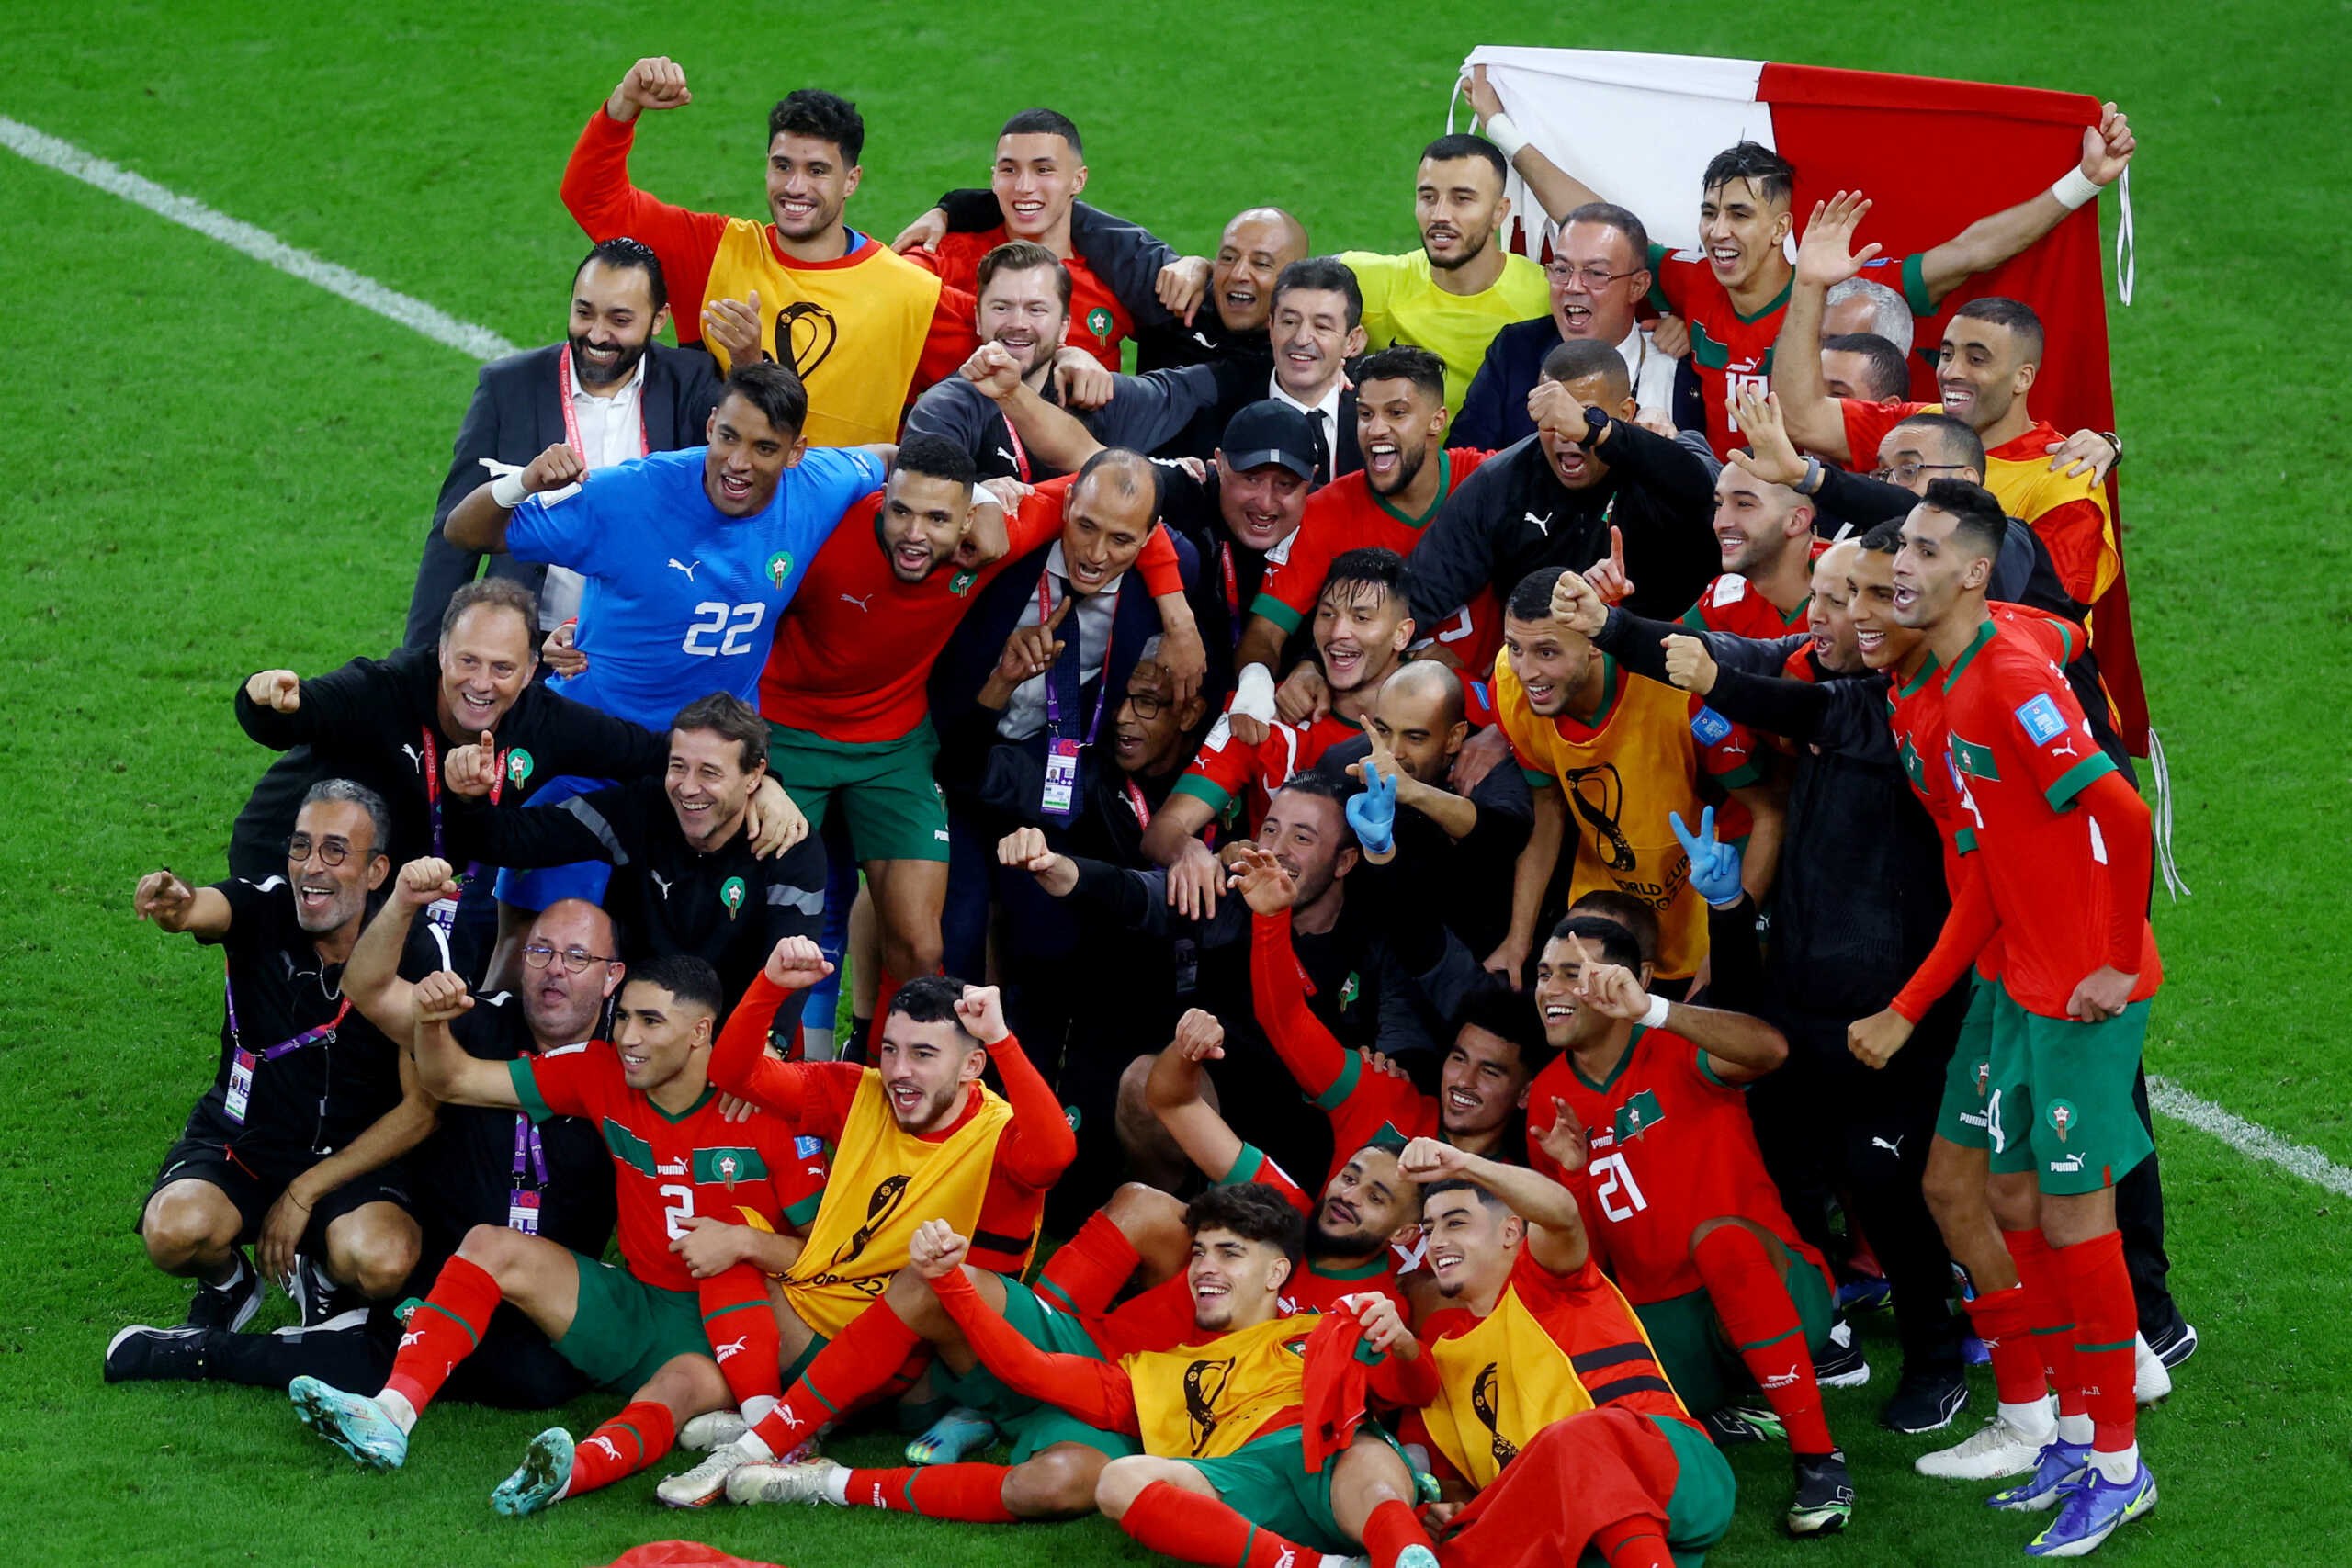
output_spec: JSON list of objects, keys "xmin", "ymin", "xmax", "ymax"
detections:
[
  {"xmin": 559, "ymin": 57, "xmax": 729, "ymax": 327},
  {"xmin": 1566, "ymin": 935, "xmax": 1787, "ymax": 1084},
  {"xmin": 342, "ymin": 857, "xmax": 458, "ymax": 1038},
  {"xmin": 1239, "ymin": 852, "xmax": 1355, "ymax": 1100},
  {"xmin": 1400, "ymin": 1136, "xmax": 1589, "ymax": 1274},
  {"xmin": 956, "ymin": 985, "xmax": 1078, "ymax": 1188},
  {"xmin": 133, "ymin": 869, "xmax": 233, "ymax": 942},
  {"xmin": 445, "ymin": 443, "xmax": 588, "ymax": 555},
  {"xmin": 918, "ymin": 1225, "xmax": 1141, "ymax": 1432},
  {"xmin": 1771, "ymin": 192, "xmax": 1877, "ymax": 460},
  {"xmin": 412, "ymin": 975, "xmax": 525, "ymax": 1109},
  {"xmin": 1462, "ymin": 65, "xmax": 1605, "ymax": 225},
  {"xmin": 1145, "ymin": 1010, "xmax": 1250, "ymax": 1183}
]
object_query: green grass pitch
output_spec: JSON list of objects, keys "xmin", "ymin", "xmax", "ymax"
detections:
[{"xmin": 2, "ymin": 2, "xmax": 2345, "ymax": 1563}]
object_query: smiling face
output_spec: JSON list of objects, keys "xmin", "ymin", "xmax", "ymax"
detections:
[
  {"xmin": 1214, "ymin": 456, "xmax": 1310, "ymax": 554},
  {"xmin": 665, "ymin": 726, "xmax": 762, "ymax": 852},
  {"xmin": 1534, "ymin": 370, "xmax": 1632, "ymax": 491},
  {"xmin": 1502, "ymin": 614, "xmax": 1598, "ymax": 719},
  {"xmin": 1711, "ymin": 465, "xmax": 1810, "ymax": 577},
  {"xmin": 874, "ymin": 1011, "xmax": 984, "ymax": 1133},
  {"xmin": 1415, "ymin": 154, "xmax": 1507, "ymax": 272},
  {"xmin": 519, "ymin": 900, "xmax": 621, "ymax": 1043},
  {"xmin": 1212, "ymin": 212, "xmax": 1306, "ymax": 333},
  {"xmin": 1547, "ymin": 219, "xmax": 1648, "ymax": 344},
  {"xmin": 1422, "ymin": 1186, "xmax": 1521, "ymax": 1302},
  {"xmin": 1697, "ymin": 175, "xmax": 1792, "ymax": 298},
  {"xmin": 609, "ymin": 979, "xmax": 711, "ymax": 1096},
  {"xmin": 1806, "ymin": 541, "xmax": 1865, "ymax": 673},
  {"xmin": 567, "ymin": 258, "xmax": 666, "ymax": 394},
  {"xmin": 1188, "ymin": 1225, "xmax": 1292, "ymax": 1332},
  {"xmin": 1847, "ymin": 547, "xmax": 1924, "ymax": 671},
  {"xmin": 1874, "ymin": 424, "xmax": 1980, "ymax": 499},
  {"xmin": 1255, "ymin": 787, "xmax": 1356, "ymax": 911},
  {"xmin": 1935, "ymin": 316, "xmax": 2034, "ymax": 434},
  {"xmin": 286, "ymin": 797, "xmax": 387, "ymax": 934},
  {"xmin": 1438, "ymin": 1024, "xmax": 1532, "ymax": 1140},
  {"xmin": 1111, "ymin": 656, "xmax": 1197, "ymax": 776},
  {"xmin": 876, "ymin": 468, "xmax": 973, "ymax": 581},
  {"xmin": 1269, "ymin": 286, "xmax": 1363, "ymax": 404},
  {"xmin": 1061, "ymin": 468, "xmax": 1155, "ymax": 593},
  {"xmin": 1533, "ymin": 933, "xmax": 1618, "ymax": 1049},
  {"xmin": 1892, "ymin": 505, "xmax": 1992, "ymax": 630},
  {"xmin": 1312, "ymin": 1144, "xmax": 1413, "ymax": 1256},
  {"xmin": 1312, "ymin": 580, "xmax": 1411, "ymax": 697},
  {"xmin": 1355, "ymin": 374, "xmax": 1444, "ymax": 498},
  {"xmin": 702, "ymin": 392, "xmax": 805, "ymax": 517},
  {"xmin": 435, "ymin": 602, "xmax": 536, "ymax": 739},
  {"xmin": 1369, "ymin": 674, "xmax": 1466, "ymax": 786},
  {"xmin": 992, "ymin": 131, "xmax": 1085, "ymax": 241},
  {"xmin": 976, "ymin": 261, "xmax": 1070, "ymax": 379},
  {"xmin": 765, "ymin": 131, "xmax": 858, "ymax": 243}
]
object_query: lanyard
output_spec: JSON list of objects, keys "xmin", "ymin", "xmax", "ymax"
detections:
[
  {"xmin": 421, "ymin": 727, "xmax": 504, "ymax": 859},
  {"xmin": 1036, "ymin": 574, "xmax": 1115, "ymax": 745},
  {"xmin": 1217, "ymin": 543, "xmax": 1242, "ymax": 648},
  {"xmin": 512, "ymin": 1111, "xmax": 549, "ymax": 1188},
  {"xmin": 1124, "ymin": 779, "xmax": 1153, "ymax": 829},
  {"xmin": 225, "ymin": 962, "xmax": 352, "ymax": 1062},
  {"xmin": 1001, "ymin": 412, "xmax": 1032, "ymax": 483},
  {"xmin": 558, "ymin": 344, "xmax": 650, "ymax": 468}
]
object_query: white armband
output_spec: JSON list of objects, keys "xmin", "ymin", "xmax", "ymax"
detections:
[
  {"xmin": 1640, "ymin": 993, "xmax": 1672, "ymax": 1031},
  {"xmin": 490, "ymin": 470, "xmax": 531, "ymax": 510},
  {"xmin": 1231, "ymin": 662, "xmax": 1278, "ymax": 723},
  {"xmin": 2049, "ymin": 167, "xmax": 2102, "ymax": 212},
  {"xmin": 1483, "ymin": 110, "xmax": 1528, "ymax": 164}
]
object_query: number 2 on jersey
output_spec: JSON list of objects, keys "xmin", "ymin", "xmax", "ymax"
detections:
[
  {"xmin": 660, "ymin": 1182, "xmax": 696, "ymax": 1239},
  {"xmin": 683, "ymin": 601, "xmax": 765, "ymax": 657}
]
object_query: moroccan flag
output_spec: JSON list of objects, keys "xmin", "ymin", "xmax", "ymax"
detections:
[{"xmin": 1460, "ymin": 48, "xmax": 2150, "ymax": 751}]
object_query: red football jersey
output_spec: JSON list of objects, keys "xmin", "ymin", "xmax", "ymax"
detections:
[
  {"xmin": 1253, "ymin": 447, "xmax": 1502, "ymax": 676},
  {"xmin": 913, "ymin": 228, "xmax": 1133, "ymax": 371},
  {"xmin": 1173, "ymin": 706, "xmax": 1359, "ymax": 831},
  {"xmin": 1936, "ymin": 620, "xmax": 2161, "ymax": 1017},
  {"xmin": 1679, "ymin": 572, "xmax": 1810, "ymax": 641},
  {"xmin": 1526, "ymin": 1029, "xmax": 1825, "ymax": 1304},
  {"xmin": 509, "ymin": 1045, "xmax": 827, "ymax": 1294}
]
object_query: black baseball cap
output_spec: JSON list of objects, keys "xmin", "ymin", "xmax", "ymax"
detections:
[{"xmin": 1218, "ymin": 400, "xmax": 1319, "ymax": 481}]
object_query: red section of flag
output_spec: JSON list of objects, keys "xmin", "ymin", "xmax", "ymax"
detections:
[{"xmin": 1757, "ymin": 62, "xmax": 2147, "ymax": 750}]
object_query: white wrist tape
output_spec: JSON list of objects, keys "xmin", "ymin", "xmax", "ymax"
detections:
[
  {"xmin": 1231, "ymin": 663, "xmax": 1278, "ymax": 723},
  {"xmin": 1483, "ymin": 110, "xmax": 1528, "ymax": 164},
  {"xmin": 490, "ymin": 470, "xmax": 531, "ymax": 510},
  {"xmin": 1640, "ymin": 993, "xmax": 1672, "ymax": 1031},
  {"xmin": 2050, "ymin": 166, "xmax": 2102, "ymax": 212}
]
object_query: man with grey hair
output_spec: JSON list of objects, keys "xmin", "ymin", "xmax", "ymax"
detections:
[
  {"xmin": 1825, "ymin": 275, "xmax": 1915, "ymax": 357},
  {"xmin": 115, "ymin": 780, "xmax": 433, "ymax": 1359}
]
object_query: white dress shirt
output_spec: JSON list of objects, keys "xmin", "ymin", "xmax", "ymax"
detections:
[
  {"xmin": 1271, "ymin": 370, "xmax": 1346, "ymax": 481},
  {"xmin": 1618, "ymin": 323, "xmax": 1677, "ymax": 423},
  {"xmin": 997, "ymin": 543, "xmax": 1125, "ymax": 742}
]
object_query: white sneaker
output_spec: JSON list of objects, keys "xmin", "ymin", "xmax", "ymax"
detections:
[
  {"xmin": 728, "ymin": 1456, "xmax": 844, "ymax": 1506},
  {"xmin": 1915, "ymin": 1414, "xmax": 2053, "ymax": 1480},
  {"xmin": 678, "ymin": 1410, "xmax": 750, "ymax": 1450},
  {"xmin": 2133, "ymin": 1332, "xmax": 2172, "ymax": 1406},
  {"xmin": 654, "ymin": 1443, "xmax": 752, "ymax": 1508}
]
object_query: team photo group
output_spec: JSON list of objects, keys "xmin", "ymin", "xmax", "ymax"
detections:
[{"xmin": 106, "ymin": 43, "xmax": 2185, "ymax": 1568}]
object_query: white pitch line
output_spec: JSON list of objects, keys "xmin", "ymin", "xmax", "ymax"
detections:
[
  {"xmin": 0, "ymin": 115, "xmax": 516, "ymax": 362},
  {"xmin": 2148, "ymin": 1076, "xmax": 2352, "ymax": 1198}
]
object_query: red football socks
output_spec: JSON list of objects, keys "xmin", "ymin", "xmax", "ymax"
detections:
[
  {"xmin": 699, "ymin": 1262, "xmax": 784, "ymax": 1415},
  {"xmin": 1598, "ymin": 1517, "xmax": 1677, "ymax": 1568},
  {"xmin": 1362, "ymin": 1497, "xmax": 1435, "ymax": 1568},
  {"xmin": 1690, "ymin": 1224, "xmax": 1834, "ymax": 1455},
  {"xmin": 2001, "ymin": 1227, "xmax": 2086, "ymax": 1419},
  {"xmin": 868, "ymin": 970, "xmax": 903, "ymax": 1053},
  {"xmin": 1123, "ymin": 1480, "xmax": 1311, "ymax": 1568},
  {"xmin": 2055, "ymin": 1229, "xmax": 2139, "ymax": 1454},
  {"xmin": 842, "ymin": 1464, "xmax": 1019, "ymax": 1522},
  {"xmin": 564, "ymin": 1400, "xmax": 676, "ymax": 1497},
  {"xmin": 744, "ymin": 1295, "xmax": 925, "ymax": 1460},
  {"xmin": 1963, "ymin": 1282, "xmax": 2051, "ymax": 1407},
  {"xmin": 381, "ymin": 1254, "xmax": 501, "ymax": 1415}
]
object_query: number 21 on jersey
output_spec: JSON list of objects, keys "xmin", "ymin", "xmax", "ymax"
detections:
[
  {"xmin": 1590, "ymin": 1151, "xmax": 1649, "ymax": 1222},
  {"xmin": 683, "ymin": 601, "xmax": 764, "ymax": 657}
]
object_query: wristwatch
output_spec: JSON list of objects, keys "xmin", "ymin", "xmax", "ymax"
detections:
[
  {"xmin": 2098, "ymin": 431, "xmax": 2123, "ymax": 466},
  {"xmin": 1580, "ymin": 405, "xmax": 1611, "ymax": 448}
]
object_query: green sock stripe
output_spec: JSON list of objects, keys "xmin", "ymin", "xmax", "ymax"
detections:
[
  {"xmin": 603, "ymin": 1420, "xmax": 645, "ymax": 1464},
  {"xmin": 701, "ymin": 1299, "xmax": 770, "ymax": 1326},
  {"xmin": 2075, "ymin": 1337, "xmax": 2134, "ymax": 1355},
  {"xmin": 1238, "ymin": 1525, "xmax": 1258, "ymax": 1568},
  {"xmin": 798, "ymin": 1374, "xmax": 846, "ymax": 1417},
  {"xmin": 1736, "ymin": 1325, "xmax": 1803, "ymax": 1352},
  {"xmin": 2029, "ymin": 1322, "xmax": 2078, "ymax": 1337},
  {"xmin": 902, "ymin": 1472, "xmax": 921, "ymax": 1514},
  {"xmin": 415, "ymin": 1299, "xmax": 483, "ymax": 1349}
]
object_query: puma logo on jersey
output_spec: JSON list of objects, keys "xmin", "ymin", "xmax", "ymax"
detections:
[
  {"xmin": 668, "ymin": 558, "xmax": 702, "ymax": 581},
  {"xmin": 2050, "ymin": 737, "xmax": 2081, "ymax": 759},
  {"xmin": 1191, "ymin": 329, "xmax": 1216, "ymax": 349},
  {"xmin": 1523, "ymin": 511, "xmax": 1553, "ymax": 536},
  {"xmin": 401, "ymin": 744, "xmax": 423, "ymax": 769},
  {"xmin": 995, "ymin": 446, "xmax": 1018, "ymax": 466},
  {"xmin": 650, "ymin": 871, "xmax": 673, "ymax": 899},
  {"xmin": 398, "ymin": 1331, "xmax": 423, "ymax": 1349},
  {"xmin": 1871, "ymin": 1135, "xmax": 1905, "ymax": 1157},
  {"xmin": 714, "ymin": 1336, "xmax": 750, "ymax": 1362},
  {"xmin": 839, "ymin": 592, "xmax": 874, "ymax": 612}
]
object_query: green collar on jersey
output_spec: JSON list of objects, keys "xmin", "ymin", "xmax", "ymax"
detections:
[
  {"xmin": 1569, "ymin": 1024, "xmax": 1650, "ymax": 1096},
  {"xmin": 1370, "ymin": 448, "xmax": 1453, "ymax": 532},
  {"xmin": 650, "ymin": 1083, "xmax": 719, "ymax": 1125},
  {"xmin": 1310, "ymin": 1253, "xmax": 1395, "ymax": 1282},
  {"xmin": 1939, "ymin": 619, "xmax": 2000, "ymax": 692}
]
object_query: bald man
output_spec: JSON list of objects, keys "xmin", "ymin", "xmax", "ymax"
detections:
[
  {"xmin": 1137, "ymin": 207, "xmax": 1311, "ymax": 370},
  {"xmin": 1311, "ymin": 660, "xmax": 1534, "ymax": 961}
]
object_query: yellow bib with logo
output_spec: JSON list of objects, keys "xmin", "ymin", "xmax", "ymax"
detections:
[
  {"xmin": 778, "ymin": 1071, "xmax": 1011, "ymax": 1337},
  {"xmin": 704, "ymin": 218, "xmax": 945, "ymax": 448},
  {"xmin": 1123, "ymin": 1315, "xmax": 1315, "ymax": 1461},
  {"xmin": 1422, "ymin": 1285, "xmax": 1596, "ymax": 1490}
]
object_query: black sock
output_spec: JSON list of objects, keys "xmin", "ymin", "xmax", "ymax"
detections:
[{"xmin": 205, "ymin": 1320, "xmax": 392, "ymax": 1391}]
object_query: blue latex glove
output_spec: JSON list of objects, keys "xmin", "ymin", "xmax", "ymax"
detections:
[
  {"xmin": 1669, "ymin": 805, "xmax": 1745, "ymax": 908},
  {"xmin": 1346, "ymin": 759, "xmax": 1398, "ymax": 856}
]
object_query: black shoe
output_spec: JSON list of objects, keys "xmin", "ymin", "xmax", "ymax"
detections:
[
  {"xmin": 2146, "ymin": 1318, "xmax": 2199, "ymax": 1369},
  {"xmin": 105, "ymin": 1324, "xmax": 219, "ymax": 1382},
  {"xmin": 1787, "ymin": 1450, "xmax": 1855, "ymax": 1536},
  {"xmin": 1702, "ymin": 1404, "xmax": 1786, "ymax": 1446},
  {"xmin": 1878, "ymin": 1365, "xmax": 1969, "ymax": 1432},
  {"xmin": 291, "ymin": 1255, "xmax": 369, "ymax": 1329},
  {"xmin": 184, "ymin": 1252, "xmax": 263, "ymax": 1333},
  {"xmin": 1814, "ymin": 1321, "xmax": 1871, "ymax": 1389}
]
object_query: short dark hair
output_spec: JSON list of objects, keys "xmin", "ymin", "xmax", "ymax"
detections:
[
  {"xmin": 299, "ymin": 778, "xmax": 392, "ymax": 859},
  {"xmin": 1857, "ymin": 518, "xmax": 1905, "ymax": 557},
  {"xmin": 1000, "ymin": 107, "xmax": 1082, "ymax": 156},
  {"xmin": 1184, "ymin": 1183, "xmax": 1305, "ymax": 1266},
  {"xmin": 1075, "ymin": 446, "xmax": 1163, "ymax": 520},
  {"xmin": 627, "ymin": 953, "xmax": 724, "ymax": 1017},
  {"xmin": 1891, "ymin": 412, "xmax": 1986, "ymax": 474},
  {"xmin": 439, "ymin": 577, "xmax": 539, "ymax": 648},
  {"xmin": 1546, "ymin": 913, "xmax": 1644, "ymax": 973},
  {"xmin": 1507, "ymin": 566, "xmax": 1568, "ymax": 623},
  {"xmin": 1352, "ymin": 344, "xmax": 1445, "ymax": 405},
  {"xmin": 887, "ymin": 974, "xmax": 980, "ymax": 1047},
  {"xmin": 1702, "ymin": 141, "xmax": 1797, "ymax": 205},
  {"xmin": 1920, "ymin": 479, "xmax": 2009, "ymax": 560},
  {"xmin": 1539, "ymin": 337, "xmax": 1631, "ymax": 402},
  {"xmin": 1271, "ymin": 769, "xmax": 1357, "ymax": 850},
  {"xmin": 896, "ymin": 432, "xmax": 978, "ymax": 491},
  {"xmin": 1562, "ymin": 201, "xmax": 1652, "ymax": 266},
  {"xmin": 1952, "ymin": 296, "xmax": 2045, "ymax": 363},
  {"xmin": 1318, "ymin": 547, "xmax": 1409, "ymax": 615},
  {"xmin": 672, "ymin": 693, "xmax": 769, "ymax": 773},
  {"xmin": 1271, "ymin": 256, "xmax": 1363, "ymax": 332},
  {"xmin": 723, "ymin": 359, "xmax": 809, "ymax": 439},
  {"xmin": 1566, "ymin": 890, "xmax": 1660, "ymax": 967},
  {"xmin": 1421, "ymin": 132, "xmax": 1509, "ymax": 186},
  {"xmin": 1823, "ymin": 332, "xmax": 1911, "ymax": 402},
  {"xmin": 574, "ymin": 237, "xmax": 668, "ymax": 314},
  {"xmin": 975, "ymin": 239, "xmax": 1072, "ymax": 310},
  {"xmin": 1420, "ymin": 1178, "xmax": 1509, "ymax": 1213},
  {"xmin": 1454, "ymin": 978, "xmax": 1552, "ymax": 1073},
  {"xmin": 768, "ymin": 89, "xmax": 864, "ymax": 165}
]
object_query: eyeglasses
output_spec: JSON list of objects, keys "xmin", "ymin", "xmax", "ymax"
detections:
[
  {"xmin": 285, "ymin": 834, "xmax": 362, "ymax": 866},
  {"xmin": 1124, "ymin": 690, "xmax": 1170, "ymax": 720},
  {"xmin": 1871, "ymin": 460, "xmax": 1969, "ymax": 486},
  {"xmin": 1544, "ymin": 262, "xmax": 1641, "ymax": 289},
  {"xmin": 522, "ymin": 943, "xmax": 617, "ymax": 975}
]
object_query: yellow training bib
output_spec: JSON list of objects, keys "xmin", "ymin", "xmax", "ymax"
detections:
[
  {"xmin": 779, "ymin": 1071, "xmax": 1011, "ymax": 1337},
  {"xmin": 1124, "ymin": 1316, "xmax": 1316, "ymax": 1461},
  {"xmin": 1422, "ymin": 1286, "xmax": 1595, "ymax": 1490}
]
